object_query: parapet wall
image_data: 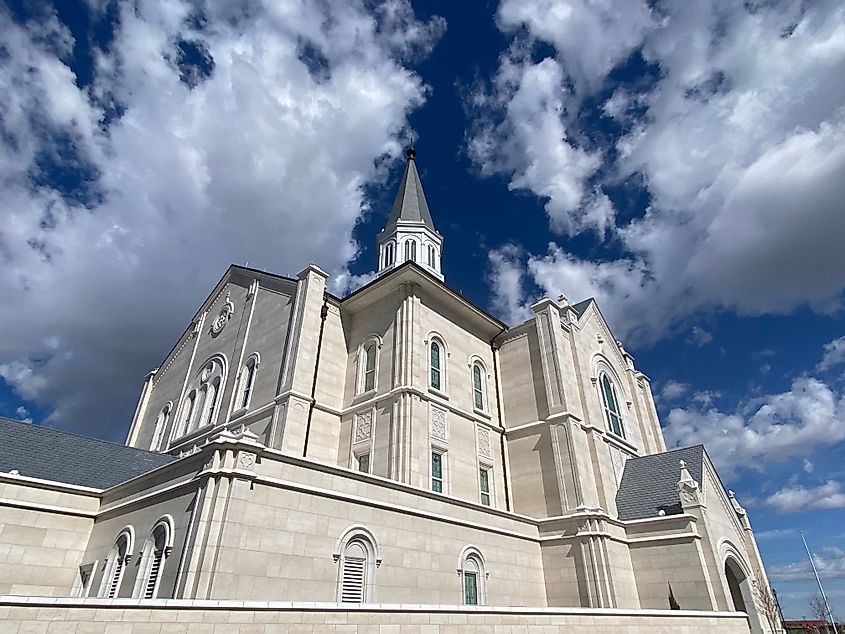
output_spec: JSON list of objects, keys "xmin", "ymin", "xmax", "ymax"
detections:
[{"xmin": 0, "ymin": 597, "xmax": 751, "ymax": 633}]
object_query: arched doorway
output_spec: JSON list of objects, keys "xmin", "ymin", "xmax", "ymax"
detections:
[{"xmin": 725, "ymin": 558, "xmax": 747, "ymax": 612}]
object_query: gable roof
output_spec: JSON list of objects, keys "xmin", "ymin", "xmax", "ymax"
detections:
[
  {"xmin": 570, "ymin": 298, "xmax": 593, "ymax": 317},
  {"xmin": 382, "ymin": 149, "xmax": 436, "ymax": 233},
  {"xmin": 615, "ymin": 445, "xmax": 705, "ymax": 521},
  {"xmin": 0, "ymin": 417, "xmax": 176, "ymax": 490}
]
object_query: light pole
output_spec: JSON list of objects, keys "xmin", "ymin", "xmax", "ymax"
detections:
[{"xmin": 800, "ymin": 531, "xmax": 839, "ymax": 634}]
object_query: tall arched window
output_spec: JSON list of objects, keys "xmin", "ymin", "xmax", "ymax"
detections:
[
  {"xmin": 334, "ymin": 527, "xmax": 380, "ymax": 604},
  {"xmin": 427, "ymin": 244, "xmax": 435, "ymax": 267},
  {"xmin": 458, "ymin": 547, "xmax": 487, "ymax": 605},
  {"xmin": 599, "ymin": 372, "xmax": 625, "ymax": 438},
  {"xmin": 472, "ymin": 362, "xmax": 485, "ymax": 410},
  {"xmin": 238, "ymin": 354, "xmax": 259, "ymax": 409},
  {"xmin": 363, "ymin": 342, "xmax": 376, "ymax": 391},
  {"xmin": 175, "ymin": 356, "xmax": 227, "ymax": 439},
  {"xmin": 385, "ymin": 242, "xmax": 394, "ymax": 267},
  {"xmin": 430, "ymin": 339, "xmax": 443, "ymax": 391},
  {"xmin": 357, "ymin": 337, "xmax": 380, "ymax": 394},
  {"xmin": 133, "ymin": 517, "xmax": 174, "ymax": 599},
  {"xmin": 98, "ymin": 528, "xmax": 133, "ymax": 598},
  {"xmin": 150, "ymin": 403, "xmax": 171, "ymax": 451}
]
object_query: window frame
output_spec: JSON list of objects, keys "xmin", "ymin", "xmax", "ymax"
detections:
[
  {"xmin": 97, "ymin": 527, "xmax": 134, "ymax": 599},
  {"xmin": 479, "ymin": 466, "xmax": 492, "ymax": 506},
  {"xmin": 427, "ymin": 334, "xmax": 447, "ymax": 395},
  {"xmin": 150, "ymin": 402, "xmax": 172, "ymax": 451},
  {"xmin": 356, "ymin": 336, "xmax": 381, "ymax": 396},
  {"xmin": 457, "ymin": 546, "xmax": 487, "ymax": 606},
  {"xmin": 173, "ymin": 355, "xmax": 228, "ymax": 442},
  {"xmin": 598, "ymin": 370, "xmax": 625, "ymax": 439},
  {"xmin": 132, "ymin": 516, "xmax": 174, "ymax": 599},
  {"xmin": 334, "ymin": 525, "xmax": 381, "ymax": 604},
  {"xmin": 469, "ymin": 359, "xmax": 488, "ymax": 412},
  {"xmin": 238, "ymin": 353, "xmax": 260, "ymax": 411},
  {"xmin": 431, "ymin": 447, "xmax": 447, "ymax": 494}
]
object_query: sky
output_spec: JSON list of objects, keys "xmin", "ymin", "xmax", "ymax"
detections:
[{"xmin": 1, "ymin": 0, "xmax": 843, "ymax": 619}]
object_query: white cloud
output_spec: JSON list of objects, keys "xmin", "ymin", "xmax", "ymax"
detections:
[
  {"xmin": 487, "ymin": 244, "xmax": 533, "ymax": 325},
  {"xmin": 818, "ymin": 335, "xmax": 845, "ymax": 371},
  {"xmin": 472, "ymin": 0, "xmax": 845, "ymax": 343},
  {"xmin": 769, "ymin": 545, "xmax": 845, "ymax": 580},
  {"xmin": 754, "ymin": 528, "xmax": 798, "ymax": 540},
  {"xmin": 663, "ymin": 377, "xmax": 845, "ymax": 479},
  {"xmin": 764, "ymin": 481, "xmax": 845, "ymax": 514},
  {"xmin": 14, "ymin": 406, "xmax": 32, "ymax": 425},
  {"xmin": 0, "ymin": 1, "xmax": 443, "ymax": 438},
  {"xmin": 659, "ymin": 380, "xmax": 689, "ymax": 403}
]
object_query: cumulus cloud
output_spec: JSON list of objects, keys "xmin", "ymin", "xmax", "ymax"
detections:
[
  {"xmin": 0, "ymin": 1, "xmax": 443, "ymax": 438},
  {"xmin": 476, "ymin": 0, "xmax": 845, "ymax": 343},
  {"xmin": 663, "ymin": 377, "xmax": 845, "ymax": 479},
  {"xmin": 659, "ymin": 380, "xmax": 689, "ymax": 403},
  {"xmin": 487, "ymin": 244, "xmax": 533, "ymax": 325},
  {"xmin": 818, "ymin": 335, "xmax": 845, "ymax": 371},
  {"xmin": 764, "ymin": 481, "xmax": 845, "ymax": 514}
]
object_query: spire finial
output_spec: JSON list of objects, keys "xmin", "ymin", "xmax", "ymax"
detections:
[{"xmin": 406, "ymin": 146, "xmax": 416, "ymax": 161}]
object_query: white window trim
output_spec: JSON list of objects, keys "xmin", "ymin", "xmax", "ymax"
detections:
[
  {"xmin": 150, "ymin": 402, "xmax": 173, "ymax": 451},
  {"xmin": 132, "ymin": 515, "xmax": 175, "ymax": 599},
  {"xmin": 430, "ymin": 445, "xmax": 448, "ymax": 495},
  {"xmin": 71, "ymin": 561, "xmax": 97, "ymax": 598},
  {"xmin": 236, "ymin": 352, "xmax": 261, "ymax": 413},
  {"xmin": 457, "ymin": 546, "xmax": 488, "ymax": 606},
  {"xmin": 468, "ymin": 357, "xmax": 489, "ymax": 414},
  {"xmin": 97, "ymin": 526, "xmax": 134, "ymax": 599},
  {"xmin": 333, "ymin": 525, "xmax": 381, "ymax": 604},
  {"xmin": 356, "ymin": 336, "xmax": 382, "ymax": 396},
  {"xmin": 172, "ymin": 354, "xmax": 228, "ymax": 442},
  {"xmin": 597, "ymin": 367, "xmax": 626, "ymax": 440},
  {"xmin": 426, "ymin": 333, "xmax": 449, "ymax": 397},
  {"xmin": 478, "ymin": 463, "xmax": 494, "ymax": 507}
]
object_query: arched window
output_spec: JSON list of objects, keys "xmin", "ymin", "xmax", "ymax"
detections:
[
  {"xmin": 472, "ymin": 362, "xmax": 486, "ymax": 410},
  {"xmin": 458, "ymin": 547, "xmax": 487, "ymax": 605},
  {"xmin": 599, "ymin": 372, "xmax": 625, "ymax": 438},
  {"xmin": 427, "ymin": 244, "xmax": 435, "ymax": 267},
  {"xmin": 150, "ymin": 403, "xmax": 171, "ymax": 451},
  {"xmin": 98, "ymin": 528, "xmax": 134, "ymax": 598},
  {"xmin": 356, "ymin": 338, "xmax": 380, "ymax": 394},
  {"xmin": 385, "ymin": 242, "xmax": 394, "ymax": 267},
  {"xmin": 405, "ymin": 239, "xmax": 416, "ymax": 262},
  {"xmin": 133, "ymin": 517, "xmax": 174, "ymax": 599},
  {"xmin": 175, "ymin": 356, "xmax": 227, "ymax": 439},
  {"xmin": 334, "ymin": 526, "xmax": 380, "ymax": 604},
  {"xmin": 239, "ymin": 354, "xmax": 259, "ymax": 409},
  {"xmin": 430, "ymin": 338, "xmax": 444, "ymax": 391}
]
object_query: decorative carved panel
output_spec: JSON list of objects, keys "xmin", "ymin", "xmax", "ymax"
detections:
[
  {"xmin": 353, "ymin": 410, "xmax": 372, "ymax": 444},
  {"xmin": 430, "ymin": 405, "xmax": 448, "ymax": 443},
  {"xmin": 477, "ymin": 425, "xmax": 492, "ymax": 460}
]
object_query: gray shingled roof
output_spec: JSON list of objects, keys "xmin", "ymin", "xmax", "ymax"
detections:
[
  {"xmin": 0, "ymin": 417, "xmax": 176, "ymax": 489},
  {"xmin": 383, "ymin": 150, "xmax": 436, "ymax": 232},
  {"xmin": 615, "ymin": 445, "xmax": 705, "ymax": 521},
  {"xmin": 570, "ymin": 298, "xmax": 593, "ymax": 317}
]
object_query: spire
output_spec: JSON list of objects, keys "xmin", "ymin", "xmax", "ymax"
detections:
[
  {"xmin": 383, "ymin": 147, "xmax": 436, "ymax": 233},
  {"xmin": 376, "ymin": 147, "xmax": 444, "ymax": 281}
]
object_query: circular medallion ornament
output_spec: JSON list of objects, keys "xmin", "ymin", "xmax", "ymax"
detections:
[{"xmin": 211, "ymin": 292, "xmax": 235, "ymax": 335}]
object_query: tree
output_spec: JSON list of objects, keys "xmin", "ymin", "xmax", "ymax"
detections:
[
  {"xmin": 752, "ymin": 578, "xmax": 784, "ymax": 634},
  {"xmin": 809, "ymin": 595, "xmax": 828, "ymax": 621}
]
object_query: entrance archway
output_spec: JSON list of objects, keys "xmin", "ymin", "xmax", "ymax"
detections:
[{"xmin": 725, "ymin": 558, "xmax": 747, "ymax": 612}]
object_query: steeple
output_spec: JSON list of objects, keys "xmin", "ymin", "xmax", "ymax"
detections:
[{"xmin": 376, "ymin": 147, "xmax": 443, "ymax": 280}]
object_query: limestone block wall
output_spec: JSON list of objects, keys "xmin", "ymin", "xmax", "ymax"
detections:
[
  {"xmin": 209, "ymin": 450, "xmax": 547, "ymax": 607},
  {"xmin": 498, "ymin": 327, "xmax": 549, "ymax": 427},
  {"xmin": 0, "ymin": 597, "xmax": 754, "ymax": 634},
  {"xmin": 80, "ymin": 459, "xmax": 201, "ymax": 600},
  {"xmin": 629, "ymin": 537, "xmax": 714, "ymax": 610},
  {"xmin": 0, "ymin": 475, "xmax": 99, "ymax": 596}
]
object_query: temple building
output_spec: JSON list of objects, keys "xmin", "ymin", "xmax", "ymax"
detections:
[{"xmin": 0, "ymin": 149, "xmax": 777, "ymax": 633}]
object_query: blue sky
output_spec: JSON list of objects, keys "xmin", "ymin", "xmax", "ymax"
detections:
[{"xmin": 1, "ymin": 0, "xmax": 843, "ymax": 619}]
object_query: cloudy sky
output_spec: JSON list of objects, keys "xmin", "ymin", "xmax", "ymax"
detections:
[{"xmin": 1, "ymin": 0, "xmax": 843, "ymax": 618}]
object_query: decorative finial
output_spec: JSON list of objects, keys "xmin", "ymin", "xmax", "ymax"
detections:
[
  {"xmin": 679, "ymin": 460, "xmax": 686, "ymax": 470},
  {"xmin": 406, "ymin": 146, "xmax": 416, "ymax": 161}
]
